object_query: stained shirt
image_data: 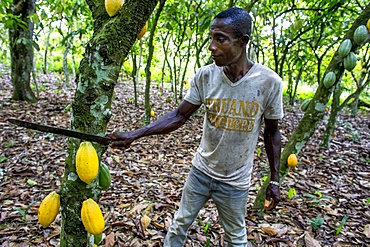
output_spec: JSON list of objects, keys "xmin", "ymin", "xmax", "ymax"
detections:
[{"xmin": 184, "ymin": 63, "xmax": 284, "ymax": 190}]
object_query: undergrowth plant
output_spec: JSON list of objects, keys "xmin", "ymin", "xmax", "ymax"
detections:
[
  {"xmin": 14, "ymin": 201, "xmax": 36, "ymax": 222},
  {"xmin": 335, "ymin": 215, "xmax": 349, "ymax": 235},
  {"xmin": 309, "ymin": 216, "xmax": 324, "ymax": 230},
  {"xmin": 303, "ymin": 191, "xmax": 331, "ymax": 206}
]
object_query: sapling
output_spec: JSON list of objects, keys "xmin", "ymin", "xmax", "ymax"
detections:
[
  {"xmin": 203, "ymin": 221, "xmax": 211, "ymax": 247},
  {"xmin": 335, "ymin": 215, "xmax": 348, "ymax": 235},
  {"xmin": 14, "ymin": 201, "xmax": 36, "ymax": 222},
  {"xmin": 310, "ymin": 216, "xmax": 324, "ymax": 230}
]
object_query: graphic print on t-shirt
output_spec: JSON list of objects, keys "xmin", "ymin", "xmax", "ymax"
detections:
[{"xmin": 206, "ymin": 97, "xmax": 259, "ymax": 132}]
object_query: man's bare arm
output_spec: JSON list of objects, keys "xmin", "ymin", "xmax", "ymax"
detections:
[
  {"xmin": 264, "ymin": 118, "xmax": 282, "ymax": 210},
  {"xmin": 107, "ymin": 100, "xmax": 201, "ymax": 149}
]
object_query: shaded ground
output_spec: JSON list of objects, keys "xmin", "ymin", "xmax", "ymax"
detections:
[{"xmin": 0, "ymin": 69, "xmax": 369, "ymax": 246}]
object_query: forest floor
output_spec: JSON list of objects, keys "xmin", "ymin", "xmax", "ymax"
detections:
[{"xmin": 0, "ymin": 68, "xmax": 370, "ymax": 247}]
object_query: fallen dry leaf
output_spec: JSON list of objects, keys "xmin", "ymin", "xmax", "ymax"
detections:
[
  {"xmin": 304, "ymin": 231, "xmax": 321, "ymax": 247},
  {"xmin": 261, "ymin": 226, "xmax": 279, "ymax": 236},
  {"xmin": 141, "ymin": 214, "xmax": 151, "ymax": 230},
  {"xmin": 104, "ymin": 231, "xmax": 115, "ymax": 247}
]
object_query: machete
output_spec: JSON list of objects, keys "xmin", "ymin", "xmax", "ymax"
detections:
[{"xmin": 8, "ymin": 118, "xmax": 112, "ymax": 145}]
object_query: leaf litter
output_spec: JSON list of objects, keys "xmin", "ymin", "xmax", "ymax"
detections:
[{"xmin": 0, "ymin": 68, "xmax": 369, "ymax": 246}]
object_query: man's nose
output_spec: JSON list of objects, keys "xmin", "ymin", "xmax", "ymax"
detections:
[{"xmin": 208, "ymin": 41, "xmax": 216, "ymax": 51}]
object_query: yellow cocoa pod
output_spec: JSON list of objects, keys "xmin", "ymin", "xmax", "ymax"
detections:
[
  {"xmin": 105, "ymin": 0, "xmax": 124, "ymax": 17},
  {"xmin": 81, "ymin": 198, "xmax": 105, "ymax": 235},
  {"xmin": 137, "ymin": 21, "xmax": 148, "ymax": 40},
  {"xmin": 38, "ymin": 191, "xmax": 60, "ymax": 228},
  {"xmin": 367, "ymin": 19, "xmax": 370, "ymax": 32},
  {"xmin": 76, "ymin": 141, "xmax": 99, "ymax": 184},
  {"xmin": 287, "ymin": 154, "xmax": 298, "ymax": 168}
]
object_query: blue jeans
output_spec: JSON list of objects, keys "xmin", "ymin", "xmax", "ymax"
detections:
[{"xmin": 164, "ymin": 167, "xmax": 249, "ymax": 247}]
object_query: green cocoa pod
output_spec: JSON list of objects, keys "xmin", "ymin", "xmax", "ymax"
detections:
[
  {"xmin": 99, "ymin": 163, "xmax": 111, "ymax": 190},
  {"xmin": 338, "ymin": 39, "xmax": 352, "ymax": 58},
  {"xmin": 353, "ymin": 25, "xmax": 369, "ymax": 45},
  {"xmin": 323, "ymin": 72, "xmax": 336, "ymax": 88},
  {"xmin": 301, "ymin": 99, "xmax": 311, "ymax": 112},
  {"xmin": 343, "ymin": 52, "xmax": 357, "ymax": 71}
]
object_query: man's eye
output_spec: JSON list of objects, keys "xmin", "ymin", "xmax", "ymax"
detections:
[{"xmin": 209, "ymin": 36, "xmax": 226, "ymax": 43}]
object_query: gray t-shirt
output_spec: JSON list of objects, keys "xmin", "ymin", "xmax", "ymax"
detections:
[{"xmin": 184, "ymin": 63, "xmax": 284, "ymax": 190}]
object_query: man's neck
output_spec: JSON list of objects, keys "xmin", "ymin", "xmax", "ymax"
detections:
[{"xmin": 223, "ymin": 59, "xmax": 254, "ymax": 83}]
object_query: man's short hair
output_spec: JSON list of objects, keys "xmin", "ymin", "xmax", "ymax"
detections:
[{"xmin": 214, "ymin": 7, "xmax": 252, "ymax": 38}]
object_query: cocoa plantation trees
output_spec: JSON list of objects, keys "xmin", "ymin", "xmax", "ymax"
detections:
[{"xmin": 253, "ymin": 3, "xmax": 370, "ymax": 209}]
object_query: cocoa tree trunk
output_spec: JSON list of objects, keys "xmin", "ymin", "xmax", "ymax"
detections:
[
  {"xmin": 321, "ymin": 82, "xmax": 342, "ymax": 148},
  {"xmin": 9, "ymin": 0, "xmax": 37, "ymax": 103},
  {"xmin": 59, "ymin": 1, "xmax": 159, "ymax": 246},
  {"xmin": 253, "ymin": 4, "xmax": 370, "ymax": 209},
  {"xmin": 179, "ymin": 38, "xmax": 191, "ymax": 100},
  {"xmin": 43, "ymin": 28, "xmax": 52, "ymax": 74},
  {"xmin": 144, "ymin": 0, "xmax": 166, "ymax": 124},
  {"xmin": 130, "ymin": 50, "xmax": 139, "ymax": 106},
  {"xmin": 62, "ymin": 31, "xmax": 75, "ymax": 87}
]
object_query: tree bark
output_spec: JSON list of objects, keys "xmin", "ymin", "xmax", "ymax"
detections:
[
  {"xmin": 9, "ymin": 0, "xmax": 37, "ymax": 103},
  {"xmin": 253, "ymin": 4, "xmax": 370, "ymax": 209},
  {"xmin": 59, "ymin": 1, "xmax": 160, "ymax": 246}
]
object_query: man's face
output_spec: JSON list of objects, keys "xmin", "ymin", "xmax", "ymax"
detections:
[{"xmin": 208, "ymin": 18, "xmax": 247, "ymax": 67}]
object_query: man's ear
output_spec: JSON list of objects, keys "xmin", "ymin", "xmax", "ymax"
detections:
[{"xmin": 241, "ymin": 34, "xmax": 250, "ymax": 46}]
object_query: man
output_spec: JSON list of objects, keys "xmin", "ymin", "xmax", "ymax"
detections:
[{"xmin": 107, "ymin": 7, "xmax": 283, "ymax": 246}]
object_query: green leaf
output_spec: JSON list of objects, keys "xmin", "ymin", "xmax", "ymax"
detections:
[
  {"xmin": 14, "ymin": 207, "xmax": 26, "ymax": 221},
  {"xmin": 27, "ymin": 179, "xmax": 37, "ymax": 186},
  {"xmin": 205, "ymin": 238, "xmax": 210, "ymax": 247},
  {"xmin": 64, "ymin": 104, "xmax": 71, "ymax": 113},
  {"xmin": 25, "ymin": 201, "xmax": 36, "ymax": 212},
  {"xmin": 303, "ymin": 193, "xmax": 316, "ymax": 199},
  {"xmin": 203, "ymin": 222, "xmax": 210, "ymax": 234},
  {"xmin": 14, "ymin": 202, "xmax": 35, "ymax": 221},
  {"xmin": 335, "ymin": 215, "xmax": 348, "ymax": 235},
  {"xmin": 288, "ymin": 187, "xmax": 296, "ymax": 200},
  {"xmin": 310, "ymin": 216, "xmax": 324, "ymax": 230}
]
